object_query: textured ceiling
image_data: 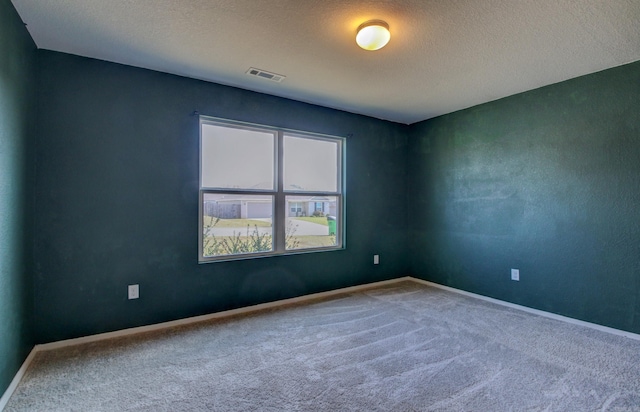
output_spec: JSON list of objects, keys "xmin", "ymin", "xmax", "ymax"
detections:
[{"xmin": 11, "ymin": 0, "xmax": 640, "ymax": 124}]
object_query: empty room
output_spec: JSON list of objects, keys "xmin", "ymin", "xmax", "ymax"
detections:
[{"xmin": 1, "ymin": 0, "xmax": 640, "ymax": 410}]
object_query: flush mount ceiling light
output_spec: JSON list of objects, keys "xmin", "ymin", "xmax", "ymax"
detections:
[{"xmin": 356, "ymin": 20, "xmax": 390, "ymax": 51}]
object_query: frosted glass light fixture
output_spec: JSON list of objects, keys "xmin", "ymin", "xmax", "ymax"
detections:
[{"xmin": 356, "ymin": 20, "xmax": 390, "ymax": 51}]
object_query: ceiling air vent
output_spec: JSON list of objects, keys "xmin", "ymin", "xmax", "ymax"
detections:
[{"xmin": 246, "ymin": 67, "xmax": 286, "ymax": 83}]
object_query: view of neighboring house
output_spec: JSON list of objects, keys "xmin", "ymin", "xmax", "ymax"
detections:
[
  {"xmin": 288, "ymin": 197, "xmax": 336, "ymax": 217},
  {"xmin": 203, "ymin": 194, "xmax": 336, "ymax": 219},
  {"xmin": 202, "ymin": 195, "xmax": 270, "ymax": 219}
]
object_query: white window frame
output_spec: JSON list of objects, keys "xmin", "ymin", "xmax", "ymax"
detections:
[{"xmin": 199, "ymin": 116, "xmax": 345, "ymax": 262}]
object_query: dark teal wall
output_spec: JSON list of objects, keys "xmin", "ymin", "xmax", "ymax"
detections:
[
  {"xmin": 0, "ymin": 0, "xmax": 35, "ymax": 396},
  {"xmin": 34, "ymin": 51, "xmax": 409, "ymax": 343},
  {"xmin": 408, "ymin": 61, "xmax": 640, "ymax": 334}
]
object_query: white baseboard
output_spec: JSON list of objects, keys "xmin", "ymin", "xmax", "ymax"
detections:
[
  {"xmin": 37, "ymin": 277, "xmax": 411, "ymax": 351},
  {"xmin": 0, "ymin": 348, "xmax": 37, "ymax": 411},
  {"xmin": 410, "ymin": 277, "xmax": 640, "ymax": 341},
  {"xmin": 3, "ymin": 275, "xmax": 639, "ymax": 410}
]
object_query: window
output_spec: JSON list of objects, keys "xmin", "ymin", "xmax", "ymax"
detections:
[
  {"xmin": 199, "ymin": 117, "xmax": 344, "ymax": 262},
  {"xmin": 290, "ymin": 202, "xmax": 303, "ymax": 214}
]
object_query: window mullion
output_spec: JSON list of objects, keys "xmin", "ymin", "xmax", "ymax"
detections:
[{"xmin": 275, "ymin": 131, "xmax": 286, "ymax": 252}]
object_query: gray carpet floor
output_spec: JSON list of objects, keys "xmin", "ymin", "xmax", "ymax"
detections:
[{"xmin": 5, "ymin": 281, "xmax": 640, "ymax": 411}]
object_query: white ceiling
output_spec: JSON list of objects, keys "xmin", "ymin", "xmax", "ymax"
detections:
[{"xmin": 11, "ymin": 0, "xmax": 640, "ymax": 124}]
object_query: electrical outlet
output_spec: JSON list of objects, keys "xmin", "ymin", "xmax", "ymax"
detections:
[
  {"xmin": 511, "ymin": 269, "xmax": 520, "ymax": 281},
  {"xmin": 128, "ymin": 284, "xmax": 139, "ymax": 299},
  {"xmin": 373, "ymin": 255, "xmax": 379, "ymax": 265}
]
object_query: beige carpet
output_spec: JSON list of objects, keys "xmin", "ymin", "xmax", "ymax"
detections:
[{"xmin": 5, "ymin": 281, "xmax": 640, "ymax": 411}]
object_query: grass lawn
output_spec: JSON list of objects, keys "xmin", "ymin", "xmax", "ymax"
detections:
[
  {"xmin": 291, "ymin": 216, "xmax": 329, "ymax": 226},
  {"xmin": 203, "ymin": 234, "xmax": 334, "ymax": 257},
  {"xmin": 203, "ymin": 216, "xmax": 271, "ymax": 228},
  {"xmin": 289, "ymin": 235, "xmax": 336, "ymax": 249}
]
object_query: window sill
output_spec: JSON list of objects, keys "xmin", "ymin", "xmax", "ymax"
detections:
[{"xmin": 198, "ymin": 245, "xmax": 345, "ymax": 264}]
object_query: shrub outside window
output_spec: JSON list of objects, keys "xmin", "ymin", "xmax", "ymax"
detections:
[{"xmin": 199, "ymin": 117, "xmax": 344, "ymax": 262}]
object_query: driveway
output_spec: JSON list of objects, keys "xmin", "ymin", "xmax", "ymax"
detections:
[{"xmin": 287, "ymin": 219, "xmax": 329, "ymax": 236}]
